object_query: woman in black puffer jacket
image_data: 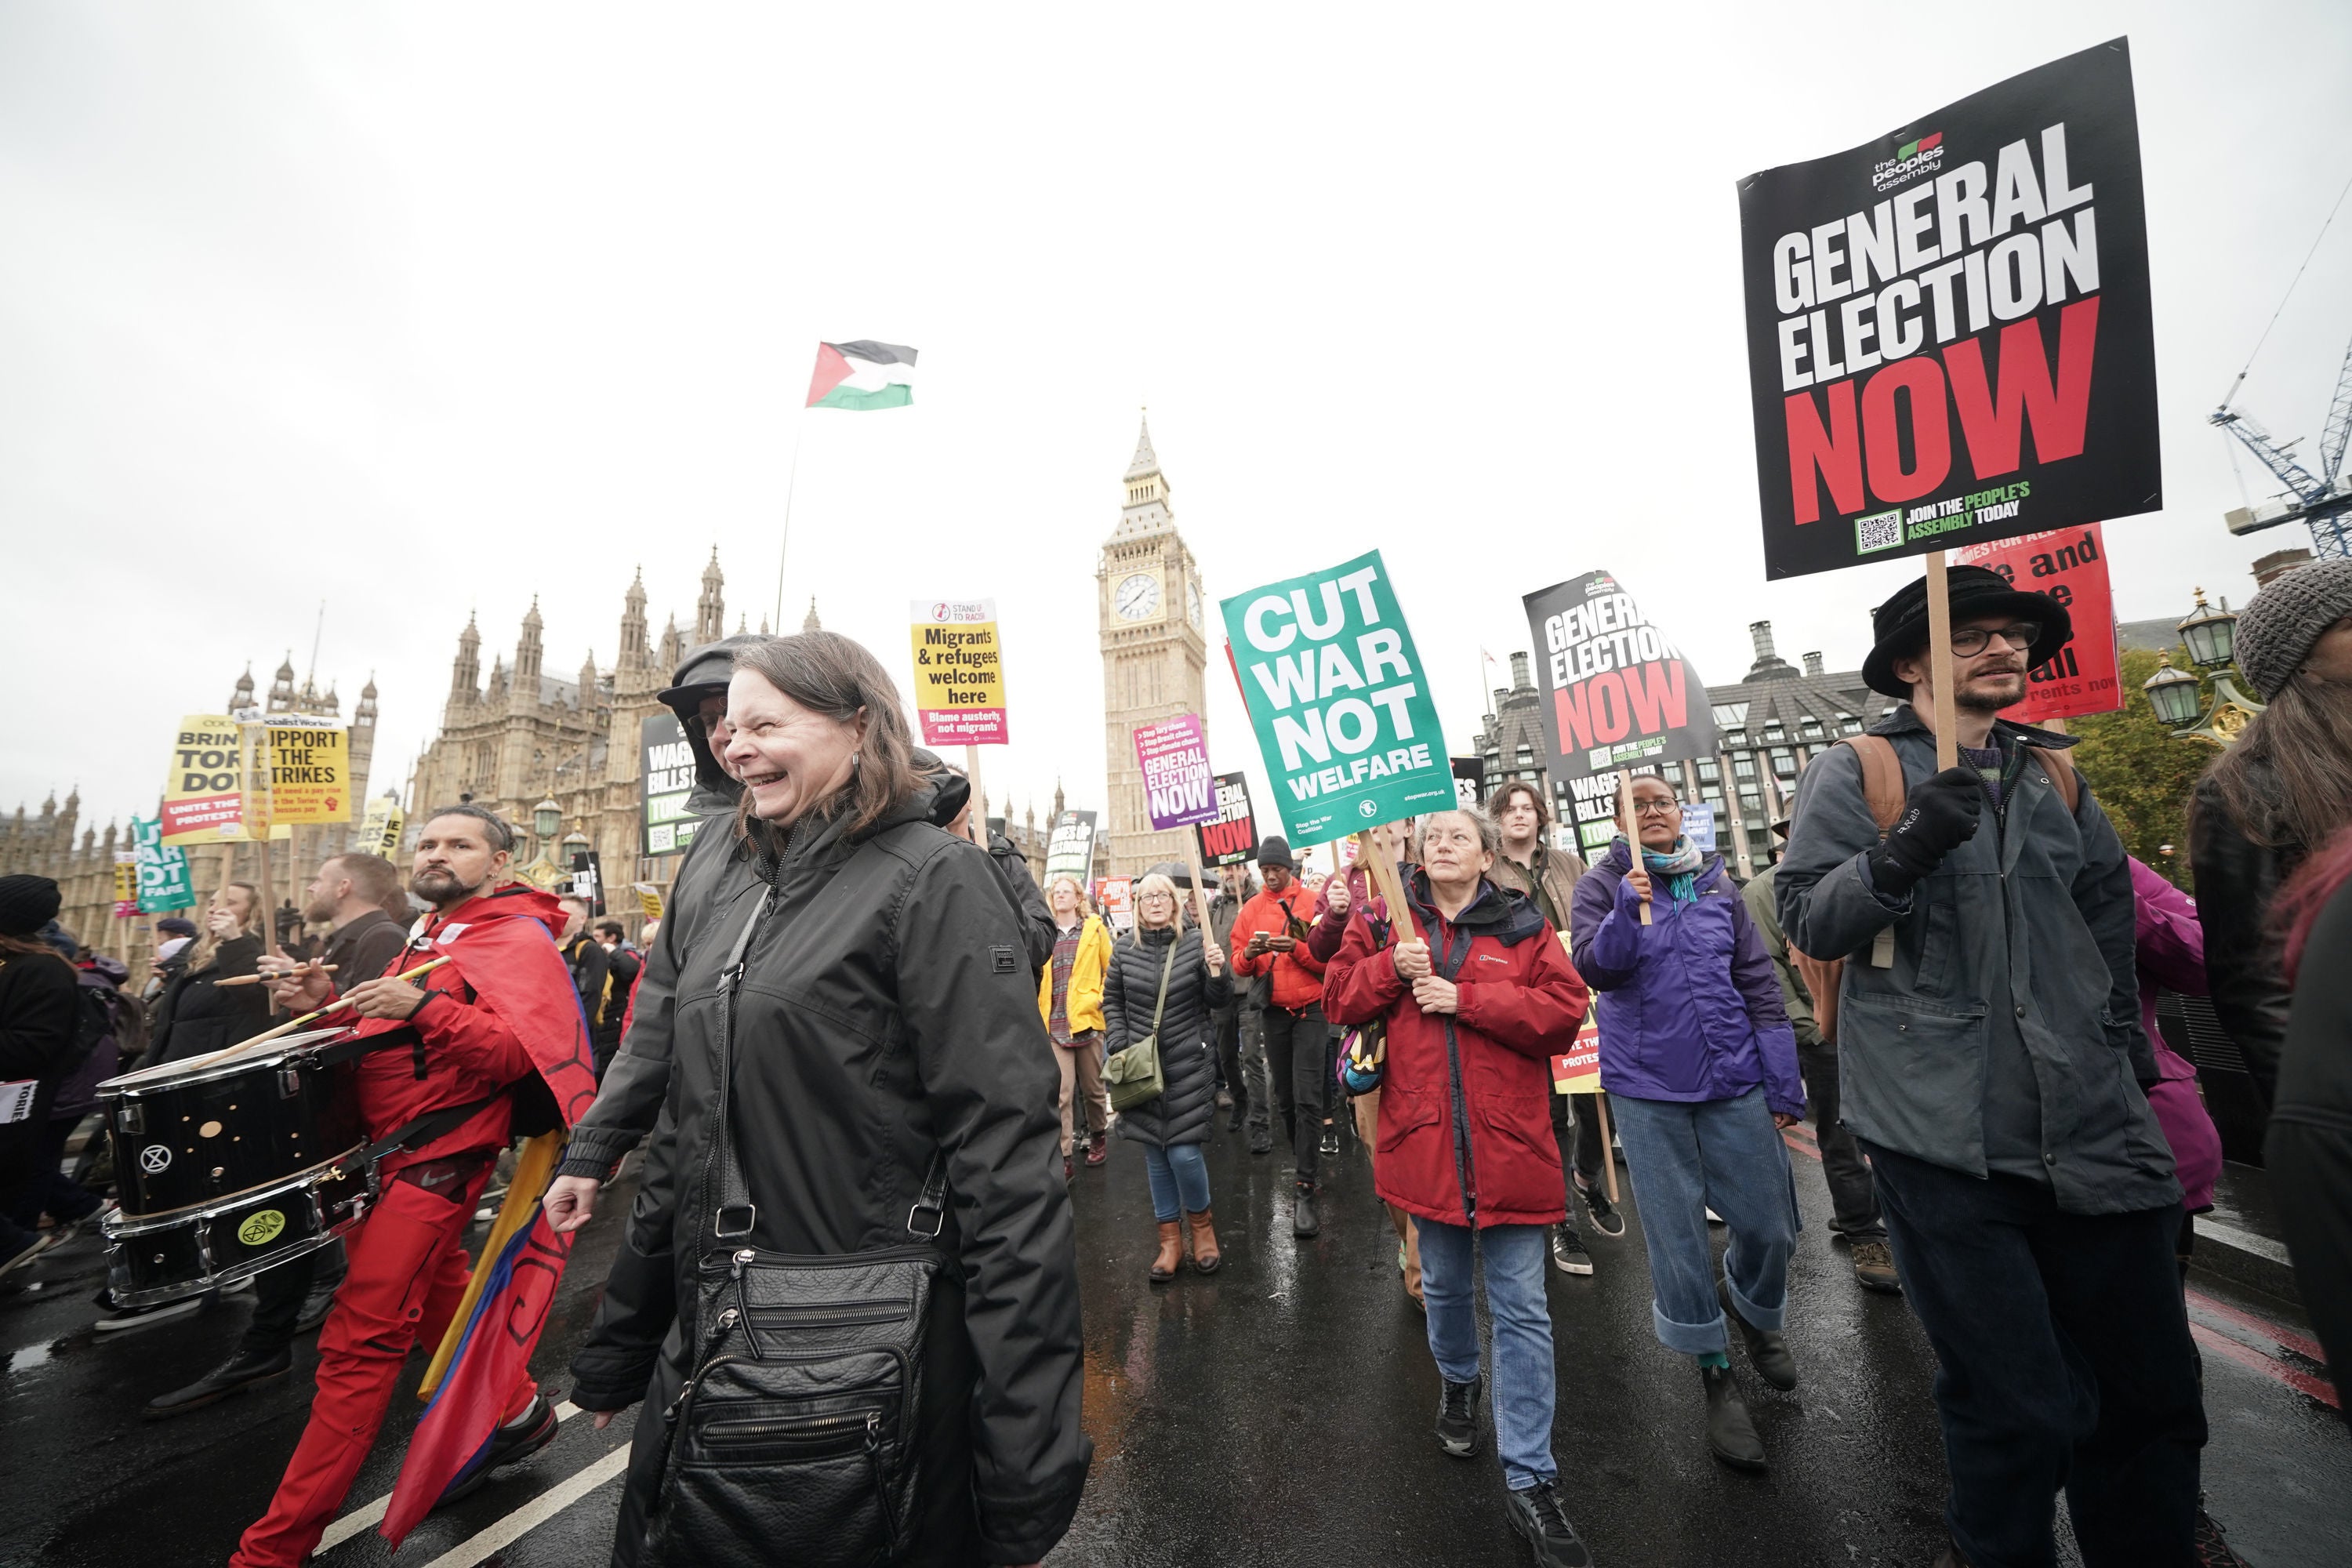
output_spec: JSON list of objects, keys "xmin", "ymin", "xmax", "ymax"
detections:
[{"xmin": 1108, "ymin": 873, "xmax": 1232, "ymax": 1280}]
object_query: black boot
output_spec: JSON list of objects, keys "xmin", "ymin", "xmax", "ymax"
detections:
[
  {"xmin": 1717, "ymin": 1276, "xmax": 1797, "ymax": 1390},
  {"xmin": 1227, "ymin": 1101, "xmax": 1246, "ymax": 1133},
  {"xmin": 1247, "ymin": 1123, "xmax": 1272, "ymax": 1155},
  {"xmin": 143, "ymin": 1345, "xmax": 292, "ymax": 1419},
  {"xmin": 1291, "ymin": 1184, "xmax": 1319, "ymax": 1238},
  {"xmin": 1701, "ymin": 1362, "xmax": 1766, "ymax": 1470},
  {"xmin": 1435, "ymin": 1374, "xmax": 1480, "ymax": 1457},
  {"xmin": 1503, "ymin": 1479, "xmax": 1593, "ymax": 1567}
]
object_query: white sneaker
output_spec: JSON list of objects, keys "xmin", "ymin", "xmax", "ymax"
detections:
[{"xmin": 93, "ymin": 1294, "xmax": 210, "ymax": 1334}]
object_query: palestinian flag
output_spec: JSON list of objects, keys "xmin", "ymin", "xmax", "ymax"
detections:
[{"xmin": 806, "ymin": 339, "xmax": 918, "ymax": 410}]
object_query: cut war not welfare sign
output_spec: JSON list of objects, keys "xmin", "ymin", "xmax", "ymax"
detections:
[
  {"xmin": 1221, "ymin": 549, "xmax": 1453, "ymax": 841},
  {"xmin": 1523, "ymin": 571, "xmax": 1717, "ymax": 781},
  {"xmin": 909, "ymin": 599, "xmax": 1008, "ymax": 746},
  {"xmin": 1737, "ymin": 38, "xmax": 2158, "ymax": 577}
]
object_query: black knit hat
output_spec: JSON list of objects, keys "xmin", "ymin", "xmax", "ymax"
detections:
[
  {"xmin": 1860, "ymin": 563, "xmax": 2074, "ymax": 699},
  {"xmin": 1256, "ymin": 835, "xmax": 1296, "ymax": 871},
  {"xmin": 0, "ymin": 875, "xmax": 62, "ymax": 938}
]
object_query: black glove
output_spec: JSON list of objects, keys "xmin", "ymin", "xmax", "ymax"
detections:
[{"xmin": 1867, "ymin": 766, "xmax": 1983, "ymax": 898}]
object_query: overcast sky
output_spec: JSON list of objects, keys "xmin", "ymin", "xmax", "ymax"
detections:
[{"xmin": 6, "ymin": 3, "xmax": 2350, "ymax": 855}]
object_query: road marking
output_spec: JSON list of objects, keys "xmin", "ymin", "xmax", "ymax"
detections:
[
  {"xmin": 416, "ymin": 1444, "xmax": 632, "ymax": 1568},
  {"xmin": 2194, "ymin": 1216, "xmax": 2292, "ymax": 1266},
  {"xmin": 1781, "ymin": 1131, "xmax": 1821, "ymax": 1163},
  {"xmin": 2185, "ymin": 1285, "xmax": 2329, "ymax": 1365},
  {"xmin": 2192, "ymin": 1322, "xmax": 2339, "ymax": 1409},
  {"xmin": 317, "ymin": 1400, "xmax": 580, "ymax": 1553}
]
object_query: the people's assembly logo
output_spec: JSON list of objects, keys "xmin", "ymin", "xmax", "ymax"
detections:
[{"xmin": 1871, "ymin": 130, "xmax": 1944, "ymax": 192}]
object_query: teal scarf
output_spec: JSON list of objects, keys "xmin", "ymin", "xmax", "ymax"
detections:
[{"xmin": 1637, "ymin": 835, "xmax": 1705, "ymax": 906}]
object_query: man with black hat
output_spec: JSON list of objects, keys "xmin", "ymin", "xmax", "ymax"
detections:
[
  {"xmin": 1230, "ymin": 835, "xmax": 1334, "ymax": 1236},
  {"xmin": 1776, "ymin": 563, "xmax": 2203, "ymax": 1568}
]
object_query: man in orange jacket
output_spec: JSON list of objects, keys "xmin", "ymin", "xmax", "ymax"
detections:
[{"xmin": 1229, "ymin": 836, "xmax": 1334, "ymax": 1236}]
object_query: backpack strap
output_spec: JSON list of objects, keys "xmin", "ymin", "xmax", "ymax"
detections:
[
  {"xmin": 2025, "ymin": 746, "xmax": 2081, "ymax": 815},
  {"xmin": 1834, "ymin": 735, "xmax": 1906, "ymax": 840}
]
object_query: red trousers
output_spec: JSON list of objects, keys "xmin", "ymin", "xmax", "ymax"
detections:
[{"xmin": 231, "ymin": 1161, "xmax": 535, "ymax": 1567}]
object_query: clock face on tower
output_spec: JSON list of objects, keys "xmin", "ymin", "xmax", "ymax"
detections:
[
  {"xmin": 1186, "ymin": 579, "xmax": 1203, "ymax": 630},
  {"xmin": 1114, "ymin": 572, "xmax": 1163, "ymax": 622}
]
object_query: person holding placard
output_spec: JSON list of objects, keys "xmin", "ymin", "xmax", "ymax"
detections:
[
  {"xmin": 1776, "ymin": 568, "xmax": 2202, "ymax": 1567},
  {"xmin": 1231, "ymin": 836, "xmax": 1334, "ymax": 1236},
  {"xmin": 1569, "ymin": 772, "xmax": 1802, "ymax": 1472},
  {"xmin": 1322, "ymin": 808, "xmax": 1593, "ymax": 1567},
  {"xmin": 1039, "ymin": 873, "xmax": 1114, "ymax": 1182}
]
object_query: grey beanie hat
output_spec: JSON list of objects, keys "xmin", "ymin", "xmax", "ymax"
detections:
[{"xmin": 2234, "ymin": 558, "xmax": 2352, "ymax": 699}]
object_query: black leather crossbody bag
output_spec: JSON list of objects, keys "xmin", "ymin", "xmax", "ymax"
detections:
[{"xmin": 646, "ymin": 851, "xmax": 947, "ymax": 1567}]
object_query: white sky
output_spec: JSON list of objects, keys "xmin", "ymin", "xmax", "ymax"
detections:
[{"xmin": 6, "ymin": 3, "xmax": 2350, "ymax": 852}]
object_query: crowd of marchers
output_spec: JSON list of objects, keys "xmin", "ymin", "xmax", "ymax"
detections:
[{"xmin": 4, "ymin": 560, "xmax": 2351, "ymax": 1568}]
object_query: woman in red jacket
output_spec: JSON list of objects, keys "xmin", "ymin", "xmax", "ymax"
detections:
[{"xmin": 1324, "ymin": 808, "xmax": 1594, "ymax": 1568}]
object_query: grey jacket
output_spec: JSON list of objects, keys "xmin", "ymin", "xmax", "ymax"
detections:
[{"xmin": 1775, "ymin": 706, "xmax": 2178, "ymax": 1216}]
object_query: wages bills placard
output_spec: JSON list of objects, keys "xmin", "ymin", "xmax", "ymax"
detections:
[{"xmin": 1737, "ymin": 38, "xmax": 2158, "ymax": 577}]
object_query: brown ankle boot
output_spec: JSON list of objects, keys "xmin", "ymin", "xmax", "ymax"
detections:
[
  {"xmin": 1150, "ymin": 1220, "xmax": 1183, "ymax": 1282},
  {"xmin": 1187, "ymin": 1208, "xmax": 1221, "ymax": 1273}
]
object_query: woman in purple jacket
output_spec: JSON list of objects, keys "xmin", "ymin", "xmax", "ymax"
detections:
[
  {"xmin": 2128, "ymin": 858, "xmax": 2225, "ymax": 1258},
  {"xmin": 1570, "ymin": 773, "xmax": 1803, "ymax": 1472}
]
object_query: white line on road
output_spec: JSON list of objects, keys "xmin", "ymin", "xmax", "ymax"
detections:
[
  {"xmin": 317, "ymin": 1400, "xmax": 580, "ymax": 1553},
  {"xmin": 418, "ymin": 1444, "xmax": 631, "ymax": 1568}
]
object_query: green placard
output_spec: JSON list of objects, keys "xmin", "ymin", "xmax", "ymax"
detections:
[
  {"xmin": 1220, "ymin": 548, "xmax": 1453, "ymax": 842},
  {"xmin": 131, "ymin": 815, "xmax": 196, "ymax": 913}
]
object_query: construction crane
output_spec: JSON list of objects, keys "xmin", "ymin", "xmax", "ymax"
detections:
[{"xmin": 2212, "ymin": 325, "xmax": 2352, "ymax": 558}]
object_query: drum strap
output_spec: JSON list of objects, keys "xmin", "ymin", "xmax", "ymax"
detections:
[{"xmin": 332, "ymin": 1092, "xmax": 508, "ymax": 1179}]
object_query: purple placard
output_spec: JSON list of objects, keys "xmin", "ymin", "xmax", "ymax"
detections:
[{"xmin": 1134, "ymin": 715, "xmax": 1218, "ymax": 830}]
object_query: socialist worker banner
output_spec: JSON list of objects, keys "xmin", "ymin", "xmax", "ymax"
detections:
[
  {"xmin": 1221, "ymin": 550, "xmax": 1453, "ymax": 842},
  {"xmin": 1523, "ymin": 570, "xmax": 1717, "ymax": 782},
  {"xmin": 1738, "ymin": 38, "xmax": 2158, "ymax": 578},
  {"xmin": 1951, "ymin": 522, "xmax": 2123, "ymax": 720}
]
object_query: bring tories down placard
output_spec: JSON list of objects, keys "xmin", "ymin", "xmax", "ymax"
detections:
[{"xmin": 1737, "ymin": 38, "xmax": 2158, "ymax": 578}]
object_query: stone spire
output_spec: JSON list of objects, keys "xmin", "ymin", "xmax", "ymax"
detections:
[
  {"xmin": 355, "ymin": 676, "xmax": 379, "ymax": 726},
  {"xmin": 695, "ymin": 549, "xmax": 725, "ymax": 644},
  {"xmin": 618, "ymin": 567, "xmax": 650, "ymax": 674},
  {"xmin": 803, "ymin": 597, "xmax": 822, "ymax": 634},
  {"xmin": 659, "ymin": 613, "xmax": 684, "ymax": 673},
  {"xmin": 452, "ymin": 615, "xmax": 481, "ymax": 699},
  {"xmin": 1114, "ymin": 412, "xmax": 1174, "ymax": 539},
  {"xmin": 1125, "ymin": 413, "xmax": 1160, "ymax": 481},
  {"xmin": 578, "ymin": 648, "xmax": 600, "ymax": 708},
  {"xmin": 269, "ymin": 654, "xmax": 298, "ymax": 713},
  {"xmin": 517, "ymin": 597, "xmax": 545, "ymax": 684},
  {"xmin": 230, "ymin": 662, "xmax": 256, "ymax": 713}
]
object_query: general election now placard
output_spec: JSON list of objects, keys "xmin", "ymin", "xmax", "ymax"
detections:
[
  {"xmin": 1221, "ymin": 549, "xmax": 1452, "ymax": 841},
  {"xmin": 1195, "ymin": 773, "xmax": 1258, "ymax": 868},
  {"xmin": 1738, "ymin": 38, "xmax": 2158, "ymax": 578},
  {"xmin": 1523, "ymin": 571, "xmax": 1717, "ymax": 781}
]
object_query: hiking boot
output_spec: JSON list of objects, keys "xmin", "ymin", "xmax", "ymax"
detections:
[
  {"xmin": 1718, "ymin": 1276, "xmax": 1797, "ymax": 1390},
  {"xmin": 1186, "ymin": 1208, "xmax": 1221, "ymax": 1273},
  {"xmin": 1248, "ymin": 1126, "xmax": 1272, "ymax": 1156},
  {"xmin": 1291, "ymin": 1185, "xmax": 1319, "ymax": 1238},
  {"xmin": 1085, "ymin": 1140, "xmax": 1109, "ymax": 1168},
  {"xmin": 1576, "ymin": 1181, "xmax": 1625, "ymax": 1239},
  {"xmin": 437, "ymin": 1393, "xmax": 559, "ymax": 1507},
  {"xmin": 144, "ymin": 1345, "xmax": 292, "ymax": 1418},
  {"xmin": 1849, "ymin": 1239, "xmax": 1902, "ymax": 1294},
  {"xmin": 1701, "ymin": 1363, "xmax": 1766, "ymax": 1470},
  {"xmin": 1549, "ymin": 1226, "xmax": 1594, "ymax": 1276},
  {"xmin": 1502, "ymin": 1479, "xmax": 1594, "ymax": 1568},
  {"xmin": 1435, "ymin": 1375, "xmax": 1480, "ymax": 1457},
  {"xmin": 1150, "ymin": 1221, "xmax": 1184, "ymax": 1283}
]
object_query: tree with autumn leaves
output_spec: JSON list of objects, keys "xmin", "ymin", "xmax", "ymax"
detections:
[{"xmin": 2066, "ymin": 646, "xmax": 2217, "ymax": 891}]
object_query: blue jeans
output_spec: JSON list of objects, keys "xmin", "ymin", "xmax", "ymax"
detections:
[
  {"xmin": 1609, "ymin": 1087, "xmax": 1798, "ymax": 1355},
  {"xmin": 1864, "ymin": 1142, "xmax": 2204, "ymax": 1568},
  {"xmin": 1414, "ymin": 1218, "xmax": 1556, "ymax": 1490},
  {"xmin": 1140, "ymin": 1142, "xmax": 1210, "ymax": 1222}
]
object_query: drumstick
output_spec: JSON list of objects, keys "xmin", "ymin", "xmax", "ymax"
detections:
[
  {"xmin": 216, "ymin": 964, "xmax": 338, "ymax": 988},
  {"xmin": 176, "ymin": 956, "xmax": 453, "ymax": 1071}
]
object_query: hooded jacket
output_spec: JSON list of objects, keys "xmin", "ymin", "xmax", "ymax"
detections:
[
  {"xmin": 1571, "ymin": 841, "xmax": 1802, "ymax": 1116},
  {"xmin": 1038, "ymin": 914, "xmax": 1113, "ymax": 1037},
  {"xmin": 1775, "ymin": 706, "xmax": 2176, "ymax": 1216},
  {"xmin": 1230, "ymin": 880, "xmax": 1327, "ymax": 1012},
  {"xmin": 1323, "ymin": 871, "xmax": 1588, "ymax": 1229},
  {"xmin": 605, "ymin": 775, "xmax": 1089, "ymax": 1566},
  {"xmin": 151, "ymin": 934, "xmax": 270, "ymax": 1064},
  {"xmin": 1105, "ymin": 924, "xmax": 1231, "ymax": 1149}
]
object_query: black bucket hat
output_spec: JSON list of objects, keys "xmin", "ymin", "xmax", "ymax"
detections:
[{"xmin": 1860, "ymin": 563, "xmax": 2072, "ymax": 699}]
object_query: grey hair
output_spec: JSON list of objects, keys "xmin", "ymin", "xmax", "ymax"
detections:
[
  {"xmin": 422, "ymin": 803, "xmax": 514, "ymax": 853},
  {"xmin": 1417, "ymin": 804, "xmax": 1501, "ymax": 858}
]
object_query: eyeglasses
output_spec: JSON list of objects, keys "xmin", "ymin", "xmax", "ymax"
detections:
[
  {"xmin": 1949, "ymin": 622, "xmax": 2040, "ymax": 658},
  {"xmin": 1631, "ymin": 799, "xmax": 1681, "ymax": 818}
]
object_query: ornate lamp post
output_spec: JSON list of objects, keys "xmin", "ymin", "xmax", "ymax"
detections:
[
  {"xmin": 517, "ymin": 796, "xmax": 566, "ymax": 888},
  {"xmin": 2141, "ymin": 589, "xmax": 2264, "ymax": 746},
  {"xmin": 561, "ymin": 823, "xmax": 591, "ymax": 896}
]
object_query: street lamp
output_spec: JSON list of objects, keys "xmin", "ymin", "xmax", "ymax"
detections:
[
  {"xmin": 2140, "ymin": 588, "xmax": 2264, "ymax": 746},
  {"xmin": 533, "ymin": 797, "xmax": 562, "ymax": 842},
  {"xmin": 515, "ymin": 797, "xmax": 565, "ymax": 889}
]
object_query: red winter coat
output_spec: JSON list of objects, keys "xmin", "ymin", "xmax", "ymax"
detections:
[
  {"xmin": 1323, "ymin": 871, "xmax": 1589, "ymax": 1229},
  {"xmin": 1229, "ymin": 880, "xmax": 1328, "ymax": 1012}
]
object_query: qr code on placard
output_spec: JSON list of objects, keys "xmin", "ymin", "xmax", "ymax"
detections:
[{"xmin": 1855, "ymin": 509, "xmax": 1904, "ymax": 554}]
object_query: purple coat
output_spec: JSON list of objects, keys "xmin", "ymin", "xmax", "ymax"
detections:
[
  {"xmin": 2130, "ymin": 857, "xmax": 2224, "ymax": 1211},
  {"xmin": 1569, "ymin": 841, "xmax": 1802, "ymax": 1116}
]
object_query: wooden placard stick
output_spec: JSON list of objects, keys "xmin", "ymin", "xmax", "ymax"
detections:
[
  {"xmin": 1923, "ymin": 551, "xmax": 1960, "ymax": 771},
  {"xmin": 1593, "ymin": 1091, "xmax": 1621, "ymax": 1204},
  {"xmin": 1353, "ymin": 828, "xmax": 1419, "ymax": 943},
  {"xmin": 1182, "ymin": 840, "xmax": 1217, "ymax": 940},
  {"xmin": 1616, "ymin": 771, "xmax": 1652, "ymax": 927},
  {"xmin": 962, "ymin": 744, "xmax": 988, "ymax": 846},
  {"xmin": 255, "ymin": 832, "xmax": 285, "ymax": 961}
]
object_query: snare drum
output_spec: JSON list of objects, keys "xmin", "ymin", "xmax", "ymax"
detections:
[{"xmin": 98, "ymin": 1028, "xmax": 371, "ymax": 1308}]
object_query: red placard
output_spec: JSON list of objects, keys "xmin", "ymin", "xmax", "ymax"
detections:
[
  {"xmin": 1551, "ymin": 1012, "xmax": 1601, "ymax": 1094},
  {"xmin": 1950, "ymin": 522, "xmax": 2122, "ymax": 723}
]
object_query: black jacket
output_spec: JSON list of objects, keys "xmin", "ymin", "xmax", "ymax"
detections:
[
  {"xmin": 563, "ymin": 934, "xmax": 613, "ymax": 1027},
  {"xmin": 1107, "ymin": 925, "xmax": 1230, "ymax": 1149},
  {"xmin": 598, "ymin": 779, "xmax": 1089, "ymax": 1566},
  {"xmin": 323, "ymin": 908, "xmax": 410, "ymax": 990},
  {"xmin": 2190, "ymin": 774, "xmax": 2292, "ymax": 1107},
  {"xmin": 989, "ymin": 829, "xmax": 1057, "ymax": 975},
  {"xmin": 2270, "ymin": 874, "xmax": 2352, "ymax": 1426},
  {"xmin": 151, "ymin": 935, "xmax": 270, "ymax": 1064},
  {"xmin": 0, "ymin": 946, "xmax": 80, "ymax": 1185}
]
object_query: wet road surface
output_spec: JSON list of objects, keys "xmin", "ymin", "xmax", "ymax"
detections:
[{"xmin": 3, "ymin": 1111, "xmax": 2343, "ymax": 1567}]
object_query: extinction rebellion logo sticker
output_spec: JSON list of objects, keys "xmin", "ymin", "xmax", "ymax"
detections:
[{"xmin": 1871, "ymin": 130, "xmax": 1944, "ymax": 192}]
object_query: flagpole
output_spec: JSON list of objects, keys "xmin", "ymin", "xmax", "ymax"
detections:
[{"xmin": 772, "ymin": 406, "xmax": 808, "ymax": 633}]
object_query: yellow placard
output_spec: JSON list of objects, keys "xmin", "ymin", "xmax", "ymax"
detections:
[
  {"xmin": 633, "ymin": 881, "xmax": 665, "ymax": 920},
  {"xmin": 161, "ymin": 715, "xmax": 252, "ymax": 844},
  {"xmin": 261, "ymin": 717, "xmax": 350, "ymax": 825},
  {"xmin": 908, "ymin": 598, "xmax": 1009, "ymax": 746}
]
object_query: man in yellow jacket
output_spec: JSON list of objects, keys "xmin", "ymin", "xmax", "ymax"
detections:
[{"xmin": 1040, "ymin": 874, "xmax": 1114, "ymax": 1181}]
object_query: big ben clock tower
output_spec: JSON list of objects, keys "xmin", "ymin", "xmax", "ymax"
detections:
[{"xmin": 1098, "ymin": 416, "xmax": 1210, "ymax": 877}]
